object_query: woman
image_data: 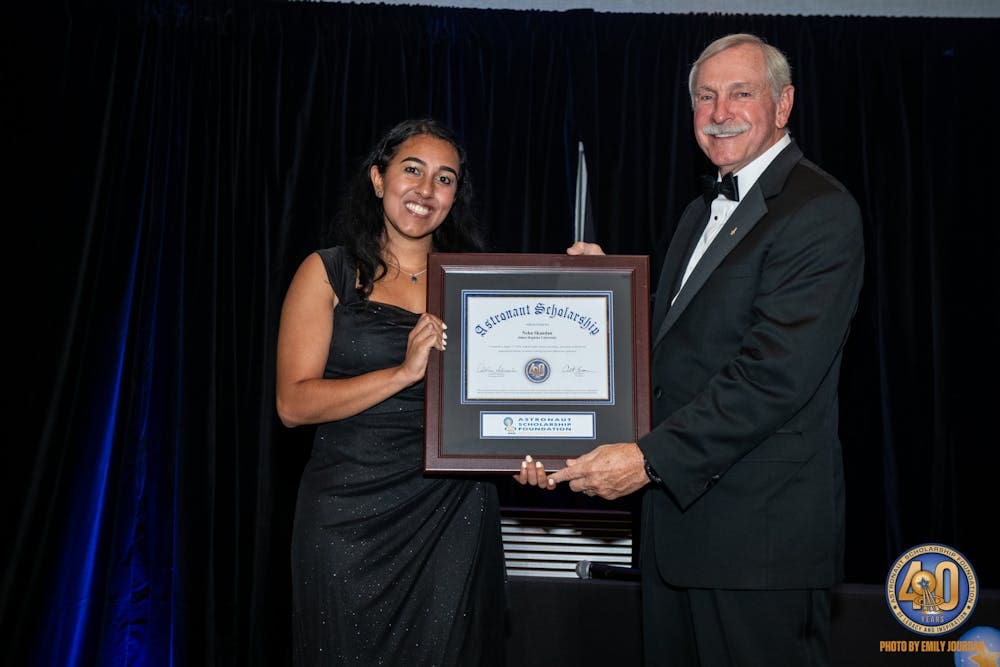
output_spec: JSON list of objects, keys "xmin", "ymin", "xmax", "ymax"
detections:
[{"xmin": 276, "ymin": 118, "xmax": 547, "ymax": 666}]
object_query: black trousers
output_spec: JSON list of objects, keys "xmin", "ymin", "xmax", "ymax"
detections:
[{"xmin": 641, "ymin": 571, "xmax": 832, "ymax": 667}]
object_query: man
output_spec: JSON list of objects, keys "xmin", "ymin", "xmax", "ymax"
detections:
[{"xmin": 551, "ymin": 33, "xmax": 864, "ymax": 665}]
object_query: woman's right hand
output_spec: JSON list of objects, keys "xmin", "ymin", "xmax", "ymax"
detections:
[
  {"xmin": 399, "ymin": 312, "xmax": 448, "ymax": 384},
  {"xmin": 566, "ymin": 241, "xmax": 605, "ymax": 256}
]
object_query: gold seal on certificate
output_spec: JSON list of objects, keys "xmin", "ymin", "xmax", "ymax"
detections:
[{"xmin": 424, "ymin": 253, "xmax": 651, "ymax": 474}]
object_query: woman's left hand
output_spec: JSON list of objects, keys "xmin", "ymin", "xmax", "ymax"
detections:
[{"xmin": 512, "ymin": 455, "xmax": 557, "ymax": 489}]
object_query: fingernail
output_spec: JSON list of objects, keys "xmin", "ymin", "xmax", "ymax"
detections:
[
  {"xmin": 525, "ymin": 455, "xmax": 533, "ymax": 463},
  {"xmin": 442, "ymin": 323, "xmax": 448, "ymax": 330},
  {"xmin": 535, "ymin": 461, "xmax": 542, "ymax": 468},
  {"xmin": 442, "ymin": 332, "xmax": 448, "ymax": 339},
  {"xmin": 521, "ymin": 461, "xmax": 527, "ymax": 468},
  {"xmin": 548, "ymin": 479, "xmax": 555, "ymax": 486}
]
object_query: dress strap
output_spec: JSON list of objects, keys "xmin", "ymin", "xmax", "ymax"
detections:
[{"xmin": 316, "ymin": 246, "xmax": 357, "ymax": 304}]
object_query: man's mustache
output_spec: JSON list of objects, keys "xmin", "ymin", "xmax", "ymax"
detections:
[{"xmin": 701, "ymin": 122, "xmax": 751, "ymax": 137}]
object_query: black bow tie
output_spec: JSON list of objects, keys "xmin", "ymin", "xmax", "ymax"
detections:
[{"xmin": 701, "ymin": 172, "xmax": 739, "ymax": 204}]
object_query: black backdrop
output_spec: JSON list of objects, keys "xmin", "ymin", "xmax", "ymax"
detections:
[{"xmin": 4, "ymin": 2, "xmax": 998, "ymax": 665}]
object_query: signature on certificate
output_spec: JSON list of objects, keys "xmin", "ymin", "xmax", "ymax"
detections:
[
  {"xmin": 476, "ymin": 363, "xmax": 517, "ymax": 377},
  {"xmin": 562, "ymin": 364, "xmax": 595, "ymax": 377}
]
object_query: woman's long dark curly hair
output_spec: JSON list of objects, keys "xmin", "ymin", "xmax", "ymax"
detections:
[{"xmin": 333, "ymin": 118, "xmax": 485, "ymax": 299}]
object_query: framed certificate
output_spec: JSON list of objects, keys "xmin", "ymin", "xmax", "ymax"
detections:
[{"xmin": 424, "ymin": 253, "xmax": 650, "ymax": 473}]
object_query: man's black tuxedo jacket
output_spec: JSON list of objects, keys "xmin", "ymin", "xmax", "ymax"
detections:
[{"xmin": 637, "ymin": 140, "xmax": 864, "ymax": 590}]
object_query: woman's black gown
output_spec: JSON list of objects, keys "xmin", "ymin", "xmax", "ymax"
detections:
[{"xmin": 291, "ymin": 247, "xmax": 506, "ymax": 666}]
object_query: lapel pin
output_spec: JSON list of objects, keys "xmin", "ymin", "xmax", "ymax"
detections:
[{"xmin": 730, "ymin": 227, "xmax": 738, "ymax": 236}]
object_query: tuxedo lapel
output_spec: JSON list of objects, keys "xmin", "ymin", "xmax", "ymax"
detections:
[
  {"xmin": 651, "ymin": 201, "xmax": 709, "ymax": 333},
  {"xmin": 655, "ymin": 193, "xmax": 767, "ymax": 343},
  {"xmin": 653, "ymin": 140, "xmax": 804, "ymax": 348}
]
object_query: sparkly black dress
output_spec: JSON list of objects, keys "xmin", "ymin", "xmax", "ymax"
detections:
[{"xmin": 291, "ymin": 247, "xmax": 506, "ymax": 667}]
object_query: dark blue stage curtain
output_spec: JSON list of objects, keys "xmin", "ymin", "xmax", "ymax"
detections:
[{"xmin": 3, "ymin": 2, "xmax": 997, "ymax": 665}]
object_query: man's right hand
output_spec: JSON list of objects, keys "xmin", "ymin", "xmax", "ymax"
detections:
[{"xmin": 567, "ymin": 241, "xmax": 605, "ymax": 256}]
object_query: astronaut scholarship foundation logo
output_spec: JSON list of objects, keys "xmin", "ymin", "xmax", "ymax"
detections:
[{"xmin": 884, "ymin": 543, "xmax": 978, "ymax": 637}]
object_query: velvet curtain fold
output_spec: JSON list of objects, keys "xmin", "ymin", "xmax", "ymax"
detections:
[{"xmin": 3, "ymin": 3, "xmax": 996, "ymax": 665}]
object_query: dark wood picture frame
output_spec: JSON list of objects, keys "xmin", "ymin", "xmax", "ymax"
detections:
[{"xmin": 424, "ymin": 253, "xmax": 651, "ymax": 474}]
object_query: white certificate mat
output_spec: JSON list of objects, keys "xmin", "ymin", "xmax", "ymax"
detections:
[{"xmin": 462, "ymin": 292, "xmax": 613, "ymax": 402}]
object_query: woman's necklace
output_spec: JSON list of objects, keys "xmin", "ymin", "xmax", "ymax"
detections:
[{"xmin": 386, "ymin": 259, "xmax": 428, "ymax": 284}]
